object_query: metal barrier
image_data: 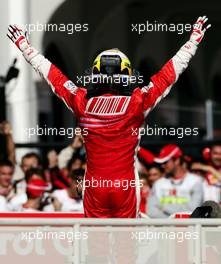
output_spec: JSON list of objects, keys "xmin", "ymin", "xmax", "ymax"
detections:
[{"xmin": 0, "ymin": 213, "xmax": 221, "ymax": 264}]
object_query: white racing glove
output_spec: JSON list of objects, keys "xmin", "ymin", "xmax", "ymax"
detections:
[
  {"xmin": 7, "ymin": 25, "xmax": 30, "ymax": 51},
  {"xmin": 7, "ymin": 25, "xmax": 38, "ymax": 61},
  {"xmin": 189, "ymin": 16, "xmax": 211, "ymax": 45}
]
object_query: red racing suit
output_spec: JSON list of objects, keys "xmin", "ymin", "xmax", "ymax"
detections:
[{"xmin": 23, "ymin": 40, "xmax": 197, "ymax": 218}]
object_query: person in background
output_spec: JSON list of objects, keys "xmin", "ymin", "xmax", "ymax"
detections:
[
  {"xmin": 19, "ymin": 178, "xmax": 50, "ymax": 212},
  {"xmin": 13, "ymin": 152, "xmax": 43, "ymax": 195},
  {"xmin": 148, "ymin": 144, "xmax": 203, "ymax": 218},
  {"xmin": 191, "ymin": 145, "xmax": 221, "ymax": 203},
  {"xmin": 0, "ymin": 121, "xmax": 15, "ymax": 164},
  {"xmin": 139, "ymin": 173, "xmax": 150, "ymax": 214},
  {"xmin": 52, "ymin": 169, "xmax": 84, "ymax": 212},
  {"xmin": 139, "ymin": 163, "xmax": 163, "ymax": 215},
  {"xmin": 45, "ymin": 135, "xmax": 85, "ymax": 190},
  {"xmin": 67, "ymin": 154, "xmax": 84, "ymax": 173},
  {"xmin": 46, "ymin": 149, "xmax": 70, "ymax": 190},
  {"xmin": 147, "ymin": 163, "xmax": 163, "ymax": 188},
  {"xmin": 137, "ymin": 147, "xmax": 156, "ymax": 176},
  {"xmin": 21, "ymin": 152, "xmax": 42, "ymax": 173},
  {"xmin": 0, "ymin": 160, "xmax": 14, "ymax": 211},
  {"xmin": 58, "ymin": 134, "xmax": 84, "ymax": 170},
  {"xmin": 47, "ymin": 149, "xmax": 84, "ymax": 191},
  {"xmin": 47, "ymin": 149, "xmax": 58, "ymax": 169},
  {"xmin": 9, "ymin": 168, "xmax": 51, "ymax": 211}
]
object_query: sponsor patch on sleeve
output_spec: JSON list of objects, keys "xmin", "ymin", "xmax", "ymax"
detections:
[{"xmin": 63, "ymin": 80, "xmax": 78, "ymax": 94}]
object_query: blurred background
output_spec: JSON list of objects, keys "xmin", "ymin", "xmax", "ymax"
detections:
[{"xmin": 1, "ymin": 0, "xmax": 221, "ymax": 160}]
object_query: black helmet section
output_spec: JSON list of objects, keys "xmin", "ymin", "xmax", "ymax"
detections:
[
  {"xmin": 99, "ymin": 55, "xmax": 122, "ymax": 75},
  {"xmin": 84, "ymin": 69, "xmax": 141, "ymax": 99}
]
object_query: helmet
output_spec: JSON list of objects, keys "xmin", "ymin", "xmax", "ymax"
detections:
[
  {"xmin": 84, "ymin": 49, "xmax": 140, "ymax": 98},
  {"xmin": 92, "ymin": 48, "xmax": 132, "ymax": 76}
]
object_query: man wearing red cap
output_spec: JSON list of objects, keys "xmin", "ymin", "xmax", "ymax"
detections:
[
  {"xmin": 148, "ymin": 144, "xmax": 203, "ymax": 218},
  {"xmin": 9, "ymin": 169, "xmax": 52, "ymax": 212}
]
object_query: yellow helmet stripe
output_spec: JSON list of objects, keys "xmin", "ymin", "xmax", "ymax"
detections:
[
  {"xmin": 93, "ymin": 55, "xmax": 101, "ymax": 72},
  {"xmin": 121, "ymin": 58, "xmax": 132, "ymax": 76}
]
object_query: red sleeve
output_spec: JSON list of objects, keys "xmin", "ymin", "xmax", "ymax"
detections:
[
  {"xmin": 141, "ymin": 40, "xmax": 197, "ymax": 116},
  {"xmin": 22, "ymin": 48, "xmax": 87, "ymax": 115},
  {"xmin": 47, "ymin": 64, "xmax": 86, "ymax": 114},
  {"xmin": 142, "ymin": 59, "xmax": 176, "ymax": 114},
  {"xmin": 138, "ymin": 147, "xmax": 156, "ymax": 165}
]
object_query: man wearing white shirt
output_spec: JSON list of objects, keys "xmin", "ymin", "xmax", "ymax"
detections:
[{"xmin": 52, "ymin": 169, "xmax": 84, "ymax": 212}]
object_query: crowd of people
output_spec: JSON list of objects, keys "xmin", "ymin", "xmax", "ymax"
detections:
[
  {"xmin": 138, "ymin": 144, "xmax": 221, "ymax": 217},
  {"xmin": 0, "ymin": 121, "xmax": 85, "ymax": 213},
  {"xmin": 0, "ymin": 121, "xmax": 221, "ymax": 217}
]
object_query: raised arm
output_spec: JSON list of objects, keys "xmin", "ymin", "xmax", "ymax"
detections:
[
  {"xmin": 0, "ymin": 121, "xmax": 15, "ymax": 164},
  {"xmin": 7, "ymin": 25, "xmax": 86, "ymax": 114},
  {"xmin": 142, "ymin": 16, "xmax": 211, "ymax": 115}
]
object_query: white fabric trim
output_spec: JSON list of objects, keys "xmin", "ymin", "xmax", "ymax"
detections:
[{"xmin": 155, "ymin": 147, "xmax": 180, "ymax": 164}]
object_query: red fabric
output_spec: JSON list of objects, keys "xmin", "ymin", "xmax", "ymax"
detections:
[
  {"xmin": 143, "ymin": 59, "xmax": 176, "ymax": 111},
  {"xmin": 26, "ymin": 178, "xmax": 48, "ymax": 198},
  {"xmin": 50, "ymin": 168, "xmax": 70, "ymax": 190},
  {"xmin": 202, "ymin": 147, "xmax": 211, "ymax": 161},
  {"xmin": 0, "ymin": 212, "xmax": 84, "ymax": 218},
  {"xmin": 138, "ymin": 147, "xmax": 156, "ymax": 164},
  {"xmin": 46, "ymin": 60, "xmax": 177, "ymax": 218},
  {"xmin": 155, "ymin": 144, "xmax": 183, "ymax": 163},
  {"xmin": 84, "ymin": 183, "xmax": 137, "ymax": 218},
  {"xmin": 139, "ymin": 189, "xmax": 149, "ymax": 214},
  {"xmin": 175, "ymin": 213, "xmax": 190, "ymax": 218}
]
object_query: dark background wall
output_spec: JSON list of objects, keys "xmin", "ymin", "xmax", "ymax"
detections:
[{"xmin": 36, "ymin": 0, "xmax": 221, "ymax": 152}]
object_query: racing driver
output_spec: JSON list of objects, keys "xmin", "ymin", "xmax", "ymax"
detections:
[{"xmin": 7, "ymin": 16, "xmax": 210, "ymax": 218}]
